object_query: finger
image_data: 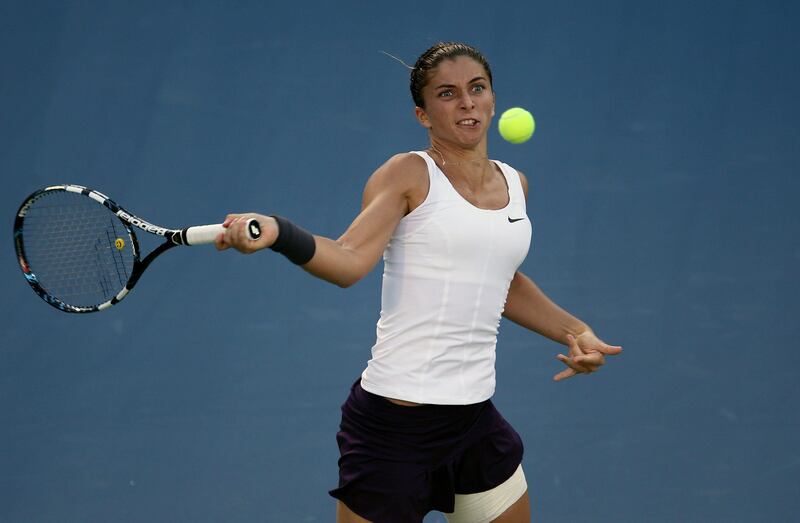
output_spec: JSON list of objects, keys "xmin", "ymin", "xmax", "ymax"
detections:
[
  {"xmin": 574, "ymin": 352, "xmax": 605, "ymax": 369},
  {"xmin": 572, "ymin": 360, "xmax": 599, "ymax": 374},
  {"xmin": 228, "ymin": 218, "xmax": 259, "ymax": 253},
  {"xmin": 557, "ymin": 353, "xmax": 590, "ymax": 374},
  {"xmin": 577, "ymin": 333, "xmax": 622, "ymax": 356},
  {"xmin": 223, "ymin": 214, "xmax": 241, "ymax": 227},
  {"xmin": 566, "ymin": 334, "xmax": 585, "ymax": 357},
  {"xmin": 553, "ymin": 367, "xmax": 576, "ymax": 381},
  {"xmin": 229, "ymin": 218, "xmax": 244, "ymax": 236},
  {"xmin": 214, "ymin": 233, "xmax": 230, "ymax": 251},
  {"xmin": 222, "ymin": 222, "xmax": 244, "ymax": 251},
  {"xmin": 223, "ymin": 221, "xmax": 237, "ymax": 243}
]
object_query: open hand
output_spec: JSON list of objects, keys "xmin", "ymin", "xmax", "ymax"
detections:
[{"xmin": 553, "ymin": 331, "xmax": 622, "ymax": 381}]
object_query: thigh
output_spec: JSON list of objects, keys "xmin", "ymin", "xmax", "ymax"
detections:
[
  {"xmin": 330, "ymin": 380, "xmax": 480, "ymax": 522},
  {"xmin": 453, "ymin": 402, "xmax": 524, "ymax": 495},
  {"xmin": 331, "ymin": 459, "xmax": 431, "ymax": 523},
  {"xmin": 445, "ymin": 465, "xmax": 529, "ymax": 523},
  {"xmin": 491, "ymin": 490, "xmax": 530, "ymax": 523},
  {"xmin": 337, "ymin": 501, "xmax": 373, "ymax": 523}
]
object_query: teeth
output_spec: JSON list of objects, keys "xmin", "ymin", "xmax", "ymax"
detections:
[{"xmin": 458, "ymin": 119, "xmax": 477, "ymax": 125}]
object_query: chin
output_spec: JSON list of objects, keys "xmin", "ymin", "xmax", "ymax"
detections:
[{"xmin": 456, "ymin": 134, "xmax": 486, "ymax": 148}]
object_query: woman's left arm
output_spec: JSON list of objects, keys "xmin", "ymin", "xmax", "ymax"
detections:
[
  {"xmin": 503, "ymin": 169, "xmax": 621, "ymax": 380},
  {"xmin": 502, "ymin": 271, "xmax": 622, "ymax": 380}
]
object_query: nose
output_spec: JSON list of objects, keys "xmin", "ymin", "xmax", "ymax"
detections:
[{"xmin": 459, "ymin": 89, "xmax": 476, "ymax": 109}]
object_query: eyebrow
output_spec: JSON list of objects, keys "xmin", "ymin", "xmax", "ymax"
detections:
[{"xmin": 433, "ymin": 76, "xmax": 487, "ymax": 90}]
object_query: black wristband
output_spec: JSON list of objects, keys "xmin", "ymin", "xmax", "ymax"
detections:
[{"xmin": 269, "ymin": 215, "xmax": 316, "ymax": 265}]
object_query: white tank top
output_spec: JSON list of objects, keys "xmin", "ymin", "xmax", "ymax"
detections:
[{"xmin": 360, "ymin": 151, "xmax": 532, "ymax": 405}]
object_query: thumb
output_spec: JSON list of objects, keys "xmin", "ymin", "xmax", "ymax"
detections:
[{"xmin": 598, "ymin": 344, "xmax": 623, "ymax": 355}]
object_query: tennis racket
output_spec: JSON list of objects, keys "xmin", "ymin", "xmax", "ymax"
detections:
[{"xmin": 13, "ymin": 184, "xmax": 261, "ymax": 313}]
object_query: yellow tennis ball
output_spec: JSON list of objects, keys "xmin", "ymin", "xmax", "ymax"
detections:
[
  {"xmin": 115, "ymin": 238, "xmax": 125, "ymax": 250},
  {"xmin": 498, "ymin": 107, "xmax": 535, "ymax": 144}
]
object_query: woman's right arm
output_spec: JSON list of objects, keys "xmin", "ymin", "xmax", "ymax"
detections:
[{"xmin": 216, "ymin": 153, "xmax": 427, "ymax": 288}]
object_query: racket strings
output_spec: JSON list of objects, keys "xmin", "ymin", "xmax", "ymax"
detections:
[
  {"xmin": 20, "ymin": 191, "xmax": 135, "ymax": 307},
  {"xmin": 102, "ymin": 223, "xmax": 131, "ymax": 291}
]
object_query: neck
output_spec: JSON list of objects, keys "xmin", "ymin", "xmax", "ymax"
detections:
[{"xmin": 428, "ymin": 139, "xmax": 488, "ymax": 168}]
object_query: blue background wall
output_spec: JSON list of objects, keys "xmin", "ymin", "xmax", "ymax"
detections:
[{"xmin": 2, "ymin": 1, "xmax": 798, "ymax": 521}]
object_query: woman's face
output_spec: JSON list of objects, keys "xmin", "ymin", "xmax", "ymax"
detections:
[{"xmin": 415, "ymin": 55, "xmax": 495, "ymax": 148}]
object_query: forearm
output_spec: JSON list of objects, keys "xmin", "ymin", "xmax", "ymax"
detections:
[
  {"xmin": 502, "ymin": 271, "xmax": 590, "ymax": 344},
  {"xmin": 220, "ymin": 214, "xmax": 383, "ymax": 288},
  {"xmin": 300, "ymin": 235, "xmax": 376, "ymax": 288}
]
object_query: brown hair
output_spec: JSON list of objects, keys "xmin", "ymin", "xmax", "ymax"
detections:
[{"xmin": 410, "ymin": 42, "xmax": 493, "ymax": 108}]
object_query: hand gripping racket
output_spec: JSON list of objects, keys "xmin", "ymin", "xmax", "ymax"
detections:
[{"xmin": 13, "ymin": 184, "xmax": 260, "ymax": 313}]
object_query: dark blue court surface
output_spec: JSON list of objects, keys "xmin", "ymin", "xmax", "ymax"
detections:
[{"xmin": 2, "ymin": 1, "xmax": 798, "ymax": 521}]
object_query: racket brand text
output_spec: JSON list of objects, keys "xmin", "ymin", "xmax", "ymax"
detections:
[{"xmin": 117, "ymin": 210, "xmax": 170, "ymax": 236}]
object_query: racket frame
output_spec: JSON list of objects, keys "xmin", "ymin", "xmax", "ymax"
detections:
[{"xmin": 14, "ymin": 184, "xmax": 214, "ymax": 313}]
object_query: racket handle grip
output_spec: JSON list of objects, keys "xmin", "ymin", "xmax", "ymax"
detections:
[{"xmin": 183, "ymin": 219, "xmax": 261, "ymax": 246}]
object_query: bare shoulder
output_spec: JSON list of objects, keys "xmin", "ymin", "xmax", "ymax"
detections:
[
  {"xmin": 362, "ymin": 152, "xmax": 429, "ymax": 210},
  {"xmin": 369, "ymin": 152, "xmax": 427, "ymax": 188}
]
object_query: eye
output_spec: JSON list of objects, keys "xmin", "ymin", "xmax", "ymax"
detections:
[
  {"xmin": 472, "ymin": 84, "xmax": 486, "ymax": 93},
  {"xmin": 438, "ymin": 89, "xmax": 453, "ymax": 98}
]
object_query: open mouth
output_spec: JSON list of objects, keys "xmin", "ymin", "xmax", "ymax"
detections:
[{"xmin": 456, "ymin": 118, "xmax": 480, "ymax": 128}]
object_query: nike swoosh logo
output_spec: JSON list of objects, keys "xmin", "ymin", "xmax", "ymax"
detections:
[{"xmin": 508, "ymin": 217, "xmax": 525, "ymax": 223}]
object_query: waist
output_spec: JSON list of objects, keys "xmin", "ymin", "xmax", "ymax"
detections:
[
  {"xmin": 354, "ymin": 379, "xmax": 490, "ymax": 413},
  {"xmin": 361, "ymin": 350, "xmax": 497, "ymax": 405},
  {"xmin": 386, "ymin": 396, "xmax": 423, "ymax": 407}
]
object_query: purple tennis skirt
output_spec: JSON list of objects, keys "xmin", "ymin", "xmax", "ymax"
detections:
[{"xmin": 329, "ymin": 379, "xmax": 523, "ymax": 522}]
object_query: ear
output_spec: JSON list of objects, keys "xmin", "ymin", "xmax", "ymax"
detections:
[
  {"xmin": 415, "ymin": 106, "xmax": 432, "ymax": 129},
  {"xmin": 491, "ymin": 91, "xmax": 496, "ymax": 117}
]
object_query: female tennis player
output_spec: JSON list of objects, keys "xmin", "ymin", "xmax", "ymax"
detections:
[{"xmin": 217, "ymin": 42, "xmax": 621, "ymax": 523}]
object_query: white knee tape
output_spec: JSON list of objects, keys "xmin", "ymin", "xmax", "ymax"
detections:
[{"xmin": 444, "ymin": 464, "xmax": 527, "ymax": 523}]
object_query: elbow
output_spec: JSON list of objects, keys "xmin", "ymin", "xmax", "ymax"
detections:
[
  {"xmin": 332, "ymin": 252, "xmax": 370, "ymax": 288},
  {"xmin": 335, "ymin": 274, "xmax": 362, "ymax": 288},
  {"xmin": 309, "ymin": 243, "xmax": 372, "ymax": 288},
  {"xmin": 315, "ymin": 269, "xmax": 363, "ymax": 288}
]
